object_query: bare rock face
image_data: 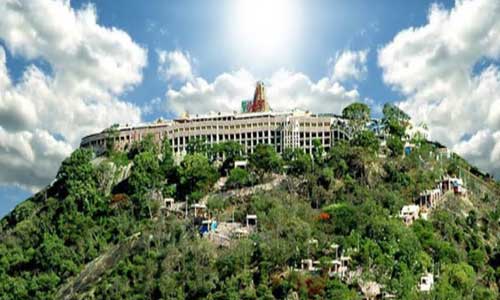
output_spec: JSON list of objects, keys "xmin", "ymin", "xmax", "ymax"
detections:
[
  {"xmin": 56, "ymin": 232, "xmax": 142, "ymax": 300},
  {"xmin": 94, "ymin": 159, "xmax": 133, "ymax": 195},
  {"xmin": 359, "ymin": 280, "xmax": 381, "ymax": 300}
]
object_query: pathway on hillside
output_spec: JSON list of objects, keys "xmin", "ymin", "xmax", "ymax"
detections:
[{"xmin": 200, "ymin": 174, "xmax": 286, "ymax": 205}]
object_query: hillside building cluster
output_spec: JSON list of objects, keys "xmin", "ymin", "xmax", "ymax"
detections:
[{"xmin": 400, "ymin": 175, "xmax": 467, "ymax": 226}]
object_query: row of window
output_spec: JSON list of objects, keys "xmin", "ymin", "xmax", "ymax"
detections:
[
  {"xmin": 171, "ymin": 134, "xmax": 282, "ymax": 146},
  {"xmin": 83, "ymin": 128, "xmax": 346, "ymax": 151},
  {"xmin": 171, "ymin": 121, "xmax": 331, "ymax": 132}
]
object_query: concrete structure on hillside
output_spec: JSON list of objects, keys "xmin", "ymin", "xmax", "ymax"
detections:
[
  {"xmin": 234, "ymin": 160, "xmax": 248, "ymax": 169},
  {"xmin": 400, "ymin": 204, "xmax": 420, "ymax": 226},
  {"xmin": 418, "ymin": 188, "xmax": 442, "ymax": 209},
  {"xmin": 406, "ymin": 123, "xmax": 430, "ymax": 141},
  {"xmin": 300, "ymin": 259, "xmax": 320, "ymax": 272},
  {"xmin": 246, "ymin": 214, "xmax": 257, "ymax": 228},
  {"xmin": 418, "ymin": 273, "xmax": 434, "ymax": 292},
  {"xmin": 80, "ymin": 82, "xmax": 369, "ymax": 158}
]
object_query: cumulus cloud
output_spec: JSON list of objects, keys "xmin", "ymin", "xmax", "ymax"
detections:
[
  {"xmin": 165, "ymin": 69, "xmax": 360, "ymax": 115},
  {"xmin": 0, "ymin": 0, "xmax": 147, "ymax": 191},
  {"xmin": 379, "ymin": 0, "xmax": 500, "ymax": 177},
  {"xmin": 331, "ymin": 49, "xmax": 369, "ymax": 81},
  {"xmin": 157, "ymin": 50, "xmax": 194, "ymax": 81},
  {"xmin": 162, "ymin": 52, "xmax": 361, "ymax": 116}
]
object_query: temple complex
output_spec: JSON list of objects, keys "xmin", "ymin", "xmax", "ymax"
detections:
[{"xmin": 80, "ymin": 81, "xmax": 362, "ymax": 158}]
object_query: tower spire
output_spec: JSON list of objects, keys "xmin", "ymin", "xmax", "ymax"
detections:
[{"xmin": 250, "ymin": 81, "xmax": 270, "ymax": 112}]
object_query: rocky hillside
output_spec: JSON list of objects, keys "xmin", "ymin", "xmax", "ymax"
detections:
[{"xmin": 1, "ymin": 104, "xmax": 499, "ymax": 300}]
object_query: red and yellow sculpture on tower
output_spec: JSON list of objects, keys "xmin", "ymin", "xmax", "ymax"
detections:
[{"xmin": 241, "ymin": 81, "xmax": 271, "ymax": 113}]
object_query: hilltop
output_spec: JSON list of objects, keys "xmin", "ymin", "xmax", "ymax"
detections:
[{"xmin": 0, "ymin": 103, "xmax": 499, "ymax": 300}]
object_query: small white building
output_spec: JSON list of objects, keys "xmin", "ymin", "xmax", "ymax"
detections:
[
  {"xmin": 451, "ymin": 177, "xmax": 467, "ymax": 195},
  {"xmin": 246, "ymin": 214, "xmax": 257, "ymax": 227},
  {"xmin": 330, "ymin": 243, "xmax": 340, "ymax": 259},
  {"xmin": 300, "ymin": 259, "xmax": 320, "ymax": 272},
  {"xmin": 437, "ymin": 147, "xmax": 451, "ymax": 160},
  {"xmin": 328, "ymin": 256, "xmax": 351, "ymax": 278},
  {"xmin": 339, "ymin": 256, "xmax": 351, "ymax": 277},
  {"xmin": 307, "ymin": 238, "xmax": 319, "ymax": 246},
  {"xmin": 191, "ymin": 203, "xmax": 207, "ymax": 217},
  {"xmin": 400, "ymin": 205, "xmax": 420, "ymax": 226},
  {"xmin": 232, "ymin": 227, "xmax": 250, "ymax": 239},
  {"xmin": 161, "ymin": 198, "xmax": 175, "ymax": 210},
  {"xmin": 406, "ymin": 123, "xmax": 430, "ymax": 141},
  {"xmin": 234, "ymin": 160, "xmax": 248, "ymax": 169},
  {"xmin": 418, "ymin": 273, "xmax": 434, "ymax": 292}
]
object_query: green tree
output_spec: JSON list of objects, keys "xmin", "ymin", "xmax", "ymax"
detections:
[
  {"xmin": 178, "ymin": 153, "xmax": 218, "ymax": 202},
  {"xmin": 436, "ymin": 263, "xmax": 476, "ymax": 299},
  {"xmin": 342, "ymin": 102, "xmax": 371, "ymax": 136},
  {"xmin": 129, "ymin": 151, "xmax": 161, "ymax": 218},
  {"xmin": 382, "ymin": 103, "xmax": 410, "ymax": 139},
  {"xmin": 104, "ymin": 123, "xmax": 119, "ymax": 155},
  {"xmin": 216, "ymin": 141, "xmax": 244, "ymax": 174},
  {"xmin": 249, "ymin": 144, "xmax": 282, "ymax": 175},
  {"xmin": 186, "ymin": 137, "xmax": 208, "ymax": 155},
  {"xmin": 387, "ymin": 135, "xmax": 404, "ymax": 157},
  {"xmin": 226, "ymin": 167, "xmax": 252, "ymax": 189},
  {"xmin": 325, "ymin": 279, "xmax": 358, "ymax": 300},
  {"xmin": 283, "ymin": 148, "xmax": 312, "ymax": 176},
  {"xmin": 382, "ymin": 103, "xmax": 410, "ymax": 122},
  {"xmin": 467, "ymin": 248, "xmax": 486, "ymax": 271},
  {"xmin": 351, "ymin": 130, "xmax": 380, "ymax": 153},
  {"xmin": 342, "ymin": 102, "xmax": 371, "ymax": 122},
  {"xmin": 160, "ymin": 138, "xmax": 177, "ymax": 181},
  {"xmin": 128, "ymin": 133, "xmax": 159, "ymax": 159},
  {"xmin": 326, "ymin": 141, "xmax": 350, "ymax": 178},
  {"xmin": 312, "ymin": 139, "xmax": 325, "ymax": 168},
  {"xmin": 56, "ymin": 148, "xmax": 98, "ymax": 213}
]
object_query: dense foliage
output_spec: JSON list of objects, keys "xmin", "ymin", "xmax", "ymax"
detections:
[{"xmin": 0, "ymin": 104, "xmax": 499, "ymax": 299}]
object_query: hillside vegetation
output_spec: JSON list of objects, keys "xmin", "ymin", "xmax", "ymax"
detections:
[{"xmin": 0, "ymin": 103, "xmax": 499, "ymax": 300}]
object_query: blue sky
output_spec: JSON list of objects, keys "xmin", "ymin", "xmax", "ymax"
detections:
[
  {"xmin": 92, "ymin": 0, "xmax": 449, "ymax": 116},
  {"xmin": 3, "ymin": 0, "xmax": 500, "ymax": 217}
]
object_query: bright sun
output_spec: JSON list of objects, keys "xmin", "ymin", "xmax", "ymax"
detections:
[{"xmin": 229, "ymin": 0, "xmax": 302, "ymax": 64}]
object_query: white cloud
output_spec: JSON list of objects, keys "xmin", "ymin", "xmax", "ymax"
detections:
[
  {"xmin": 379, "ymin": 0, "xmax": 500, "ymax": 177},
  {"xmin": 157, "ymin": 50, "xmax": 193, "ymax": 81},
  {"xmin": 453, "ymin": 130, "xmax": 500, "ymax": 175},
  {"xmin": 164, "ymin": 68, "xmax": 360, "ymax": 116},
  {"xmin": 0, "ymin": 127, "xmax": 73, "ymax": 191},
  {"xmin": 0, "ymin": 0, "xmax": 147, "ymax": 191},
  {"xmin": 331, "ymin": 49, "xmax": 369, "ymax": 81},
  {"xmin": 142, "ymin": 97, "xmax": 162, "ymax": 116}
]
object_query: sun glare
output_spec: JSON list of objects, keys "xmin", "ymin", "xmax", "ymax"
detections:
[{"xmin": 229, "ymin": 0, "xmax": 302, "ymax": 64}]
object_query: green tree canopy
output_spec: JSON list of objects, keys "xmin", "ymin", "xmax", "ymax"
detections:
[
  {"xmin": 128, "ymin": 133, "xmax": 158, "ymax": 159},
  {"xmin": 56, "ymin": 148, "xmax": 98, "ymax": 212},
  {"xmin": 178, "ymin": 153, "xmax": 218, "ymax": 202},
  {"xmin": 213, "ymin": 141, "xmax": 244, "ymax": 174},
  {"xmin": 283, "ymin": 148, "xmax": 312, "ymax": 176},
  {"xmin": 104, "ymin": 123, "xmax": 119, "ymax": 155},
  {"xmin": 160, "ymin": 138, "xmax": 176, "ymax": 178},
  {"xmin": 382, "ymin": 103, "xmax": 410, "ymax": 122},
  {"xmin": 186, "ymin": 137, "xmax": 208, "ymax": 155},
  {"xmin": 129, "ymin": 150, "xmax": 161, "ymax": 218},
  {"xmin": 351, "ymin": 130, "xmax": 380, "ymax": 153},
  {"xmin": 249, "ymin": 144, "xmax": 283, "ymax": 175},
  {"xmin": 226, "ymin": 167, "xmax": 253, "ymax": 189},
  {"xmin": 382, "ymin": 103, "xmax": 410, "ymax": 138},
  {"xmin": 342, "ymin": 102, "xmax": 371, "ymax": 122}
]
